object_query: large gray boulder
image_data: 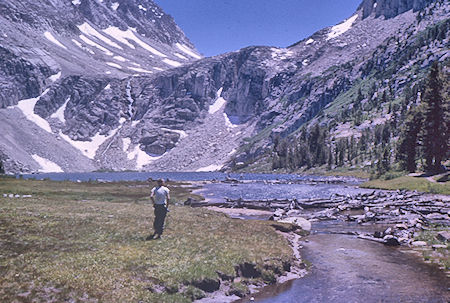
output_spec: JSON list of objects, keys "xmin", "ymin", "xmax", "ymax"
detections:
[{"xmin": 278, "ymin": 217, "xmax": 312, "ymax": 232}]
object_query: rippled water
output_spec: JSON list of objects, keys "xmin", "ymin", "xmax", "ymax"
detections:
[
  {"xmin": 18, "ymin": 171, "xmax": 348, "ymax": 182},
  {"xmin": 242, "ymin": 232, "xmax": 449, "ymax": 303},
  {"xmin": 196, "ymin": 182, "xmax": 373, "ymax": 203}
]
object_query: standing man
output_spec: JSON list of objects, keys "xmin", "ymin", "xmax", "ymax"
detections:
[{"xmin": 147, "ymin": 179, "xmax": 170, "ymax": 240}]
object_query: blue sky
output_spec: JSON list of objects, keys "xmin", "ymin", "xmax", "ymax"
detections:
[{"xmin": 154, "ymin": 0, "xmax": 362, "ymax": 57}]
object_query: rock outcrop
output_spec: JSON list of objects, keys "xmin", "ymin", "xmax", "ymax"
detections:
[{"xmin": 359, "ymin": 0, "xmax": 436, "ymax": 19}]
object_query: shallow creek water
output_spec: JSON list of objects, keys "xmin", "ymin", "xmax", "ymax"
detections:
[
  {"xmin": 239, "ymin": 226, "xmax": 449, "ymax": 302},
  {"xmin": 198, "ymin": 182, "xmax": 450, "ymax": 303}
]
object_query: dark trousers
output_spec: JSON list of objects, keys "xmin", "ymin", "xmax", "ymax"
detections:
[{"xmin": 153, "ymin": 204, "xmax": 168, "ymax": 235}]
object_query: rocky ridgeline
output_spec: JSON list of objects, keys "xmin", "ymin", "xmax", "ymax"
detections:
[{"xmin": 188, "ymin": 189, "xmax": 449, "ymax": 246}]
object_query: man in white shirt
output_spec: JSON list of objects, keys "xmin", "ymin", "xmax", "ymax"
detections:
[{"xmin": 147, "ymin": 179, "xmax": 170, "ymax": 240}]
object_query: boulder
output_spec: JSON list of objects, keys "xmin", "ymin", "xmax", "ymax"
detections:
[
  {"xmin": 278, "ymin": 217, "xmax": 312, "ymax": 232},
  {"xmin": 144, "ymin": 144, "xmax": 166, "ymax": 156},
  {"xmin": 432, "ymin": 244, "xmax": 447, "ymax": 250},
  {"xmin": 437, "ymin": 231, "xmax": 450, "ymax": 242},
  {"xmin": 235, "ymin": 262, "xmax": 261, "ymax": 279},
  {"xmin": 411, "ymin": 241, "xmax": 427, "ymax": 247},
  {"xmin": 191, "ymin": 278, "xmax": 220, "ymax": 293},
  {"xmin": 383, "ymin": 235, "xmax": 400, "ymax": 246}
]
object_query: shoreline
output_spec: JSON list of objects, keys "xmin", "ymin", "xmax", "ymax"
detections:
[
  {"xmin": 189, "ymin": 180, "xmax": 449, "ymax": 301},
  {"xmin": 191, "ymin": 184, "xmax": 309, "ymax": 303}
]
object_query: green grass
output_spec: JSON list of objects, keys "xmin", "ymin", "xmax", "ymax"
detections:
[
  {"xmin": 362, "ymin": 175, "xmax": 450, "ymax": 195},
  {"xmin": 0, "ymin": 177, "xmax": 292, "ymax": 302}
]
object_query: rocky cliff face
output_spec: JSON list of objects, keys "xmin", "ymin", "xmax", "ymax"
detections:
[
  {"xmin": 359, "ymin": 0, "xmax": 436, "ymax": 19},
  {"xmin": 0, "ymin": 0, "xmax": 447, "ymax": 174}
]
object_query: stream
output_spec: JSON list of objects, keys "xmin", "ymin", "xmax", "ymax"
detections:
[{"xmin": 197, "ymin": 181, "xmax": 450, "ymax": 303}]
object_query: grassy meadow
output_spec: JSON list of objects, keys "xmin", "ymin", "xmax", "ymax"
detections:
[
  {"xmin": 362, "ymin": 175, "xmax": 450, "ymax": 195},
  {"xmin": 0, "ymin": 177, "xmax": 292, "ymax": 302}
]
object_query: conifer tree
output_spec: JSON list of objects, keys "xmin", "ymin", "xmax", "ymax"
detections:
[
  {"xmin": 397, "ymin": 106, "xmax": 423, "ymax": 172},
  {"xmin": 421, "ymin": 61, "xmax": 448, "ymax": 172}
]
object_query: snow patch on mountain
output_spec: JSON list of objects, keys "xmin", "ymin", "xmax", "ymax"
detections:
[
  {"xmin": 129, "ymin": 67, "xmax": 153, "ymax": 74},
  {"xmin": 209, "ymin": 88, "xmax": 226, "ymax": 114},
  {"xmin": 16, "ymin": 89, "xmax": 52, "ymax": 133},
  {"xmin": 113, "ymin": 55, "xmax": 127, "ymax": 62},
  {"xmin": 79, "ymin": 35, "xmax": 113, "ymax": 55},
  {"xmin": 128, "ymin": 145, "xmax": 161, "ymax": 169},
  {"xmin": 44, "ymin": 32, "xmax": 67, "ymax": 49},
  {"xmin": 72, "ymin": 39, "xmax": 95, "ymax": 54},
  {"xmin": 161, "ymin": 128, "xmax": 188, "ymax": 139},
  {"xmin": 327, "ymin": 14, "xmax": 358, "ymax": 40},
  {"xmin": 50, "ymin": 97, "xmax": 70, "ymax": 123},
  {"xmin": 78, "ymin": 22, "xmax": 122, "ymax": 49},
  {"xmin": 122, "ymin": 138, "xmax": 131, "ymax": 152},
  {"xmin": 271, "ymin": 48, "xmax": 294, "ymax": 61},
  {"xmin": 176, "ymin": 43, "xmax": 202, "ymax": 59},
  {"xmin": 48, "ymin": 71, "xmax": 61, "ymax": 82},
  {"xmin": 32, "ymin": 154, "xmax": 64, "ymax": 173},
  {"xmin": 103, "ymin": 26, "xmax": 167, "ymax": 57},
  {"xmin": 224, "ymin": 113, "xmax": 238, "ymax": 129},
  {"xmin": 59, "ymin": 129, "xmax": 118, "ymax": 159},
  {"xmin": 196, "ymin": 164, "xmax": 223, "ymax": 172},
  {"xmin": 106, "ymin": 62, "xmax": 122, "ymax": 69},
  {"xmin": 174, "ymin": 53, "xmax": 188, "ymax": 60},
  {"xmin": 163, "ymin": 58, "xmax": 181, "ymax": 67}
]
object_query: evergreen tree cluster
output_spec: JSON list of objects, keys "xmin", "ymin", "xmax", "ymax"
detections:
[
  {"xmin": 397, "ymin": 61, "xmax": 449, "ymax": 173},
  {"xmin": 271, "ymin": 62, "xmax": 448, "ymax": 175},
  {"xmin": 272, "ymin": 121, "xmax": 396, "ymax": 175}
]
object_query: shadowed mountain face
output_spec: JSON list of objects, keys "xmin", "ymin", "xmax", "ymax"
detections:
[{"xmin": 0, "ymin": 0, "xmax": 448, "ymax": 174}]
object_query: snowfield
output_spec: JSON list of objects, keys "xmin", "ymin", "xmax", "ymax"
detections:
[
  {"xmin": 79, "ymin": 35, "xmax": 113, "ymax": 56},
  {"xmin": 327, "ymin": 14, "xmax": 358, "ymax": 40},
  {"xmin": 32, "ymin": 154, "xmax": 64, "ymax": 173},
  {"xmin": 59, "ymin": 129, "xmax": 118, "ymax": 159},
  {"xmin": 50, "ymin": 97, "xmax": 70, "ymax": 123},
  {"xmin": 103, "ymin": 26, "xmax": 167, "ymax": 57},
  {"xmin": 44, "ymin": 32, "xmax": 67, "ymax": 49},
  {"xmin": 176, "ymin": 43, "xmax": 202, "ymax": 59},
  {"xmin": 209, "ymin": 88, "xmax": 226, "ymax": 114},
  {"xmin": 78, "ymin": 22, "xmax": 122, "ymax": 49},
  {"xmin": 16, "ymin": 89, "xmax": 52, "ymax": 133}
]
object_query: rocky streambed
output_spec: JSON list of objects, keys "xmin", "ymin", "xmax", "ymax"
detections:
[
  {"xmin": 189, "ymin": 186, "xmax": 449, "ymax": 247},
  {"xmin": 191, "ymin": 180, "xmax": 450, "ymax": 302}
]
